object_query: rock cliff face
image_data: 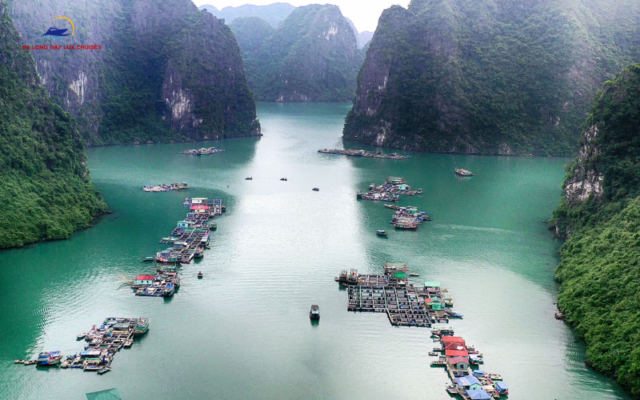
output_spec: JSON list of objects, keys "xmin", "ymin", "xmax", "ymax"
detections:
[
  {"xmin": 344, "ymin": 0, "xmax": 640, "ymax": 156},
  {"xmin": 9, "ymin": 0, "xmax": 260, "ymax": 145},
  {"xmin": 230, "ymin": 4, "xmax": 363, "ymax": 102},
  {"xmin": 0, "ymin": 0, "xmax": 106, "ymax": 248},
  {"xmin": 551, "ymin": 64, "xmax": 640, "ymax": 398}
]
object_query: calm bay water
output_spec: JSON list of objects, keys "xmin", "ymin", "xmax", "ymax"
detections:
[{"xmin": 0, "ymin": 102, "xmax": 630, "ymax": 399}]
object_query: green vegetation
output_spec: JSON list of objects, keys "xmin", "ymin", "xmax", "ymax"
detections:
[
  {"xmin": 8, "ymin": 0, "xmax": 260, "ymax": 145},
  {"xmin": 344, "ymin": 0, "xmax": 640, "ymax": 156},
  {"xmin": 552, "ymin": 64, "xmax": 640, "ymax": 397},
  {"xmin": 0, "ymin": 0, "xmax": 106, "ymax": 248},
  {"xmin": 230, "ymin": 5, "xmax": 363, "ymax": 102}
]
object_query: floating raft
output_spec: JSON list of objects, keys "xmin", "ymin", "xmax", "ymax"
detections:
[{"xmin": 318, "ymin": 148, "xmax": 411, "ymax": 160}]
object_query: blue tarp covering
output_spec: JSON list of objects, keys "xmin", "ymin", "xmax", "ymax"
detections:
[
  {"xmin": 81, "ymin": 350, "xmax": 101, "ymax": 357},
  {"xmin": 496, "ymin": 382, "xmax": 509, "ymax": 391},
  {"xmin": 472, "ymin": 370, "xmax": 485, "ymax": 377},
  {"xmin": 455, "ymin": 375, "xmax": 480, "ymax": 387},
  {"xmin": 466, "ymin": 389, "xmax": 492, "ymax": 399}
]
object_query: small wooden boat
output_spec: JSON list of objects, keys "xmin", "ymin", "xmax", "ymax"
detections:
[
  {"xmin": 428, "ymin": 352, "xmax": 438, "ymax": 356},
  {"xmin": 142, "ymin": 257, "xmax": 155, "ymax": 262},
  {"xmin": 384, "ymin": 204, "xmax": 401, "ymax": 210},
  {"xmin": 197, "ymin": 271, "xmax": 203, "ymax": 279},
  {"xmin": 376, "ymin": 230, "xmax": 388, "ymax": 237},
  {"xmin": 77, "ymin": 333, "xmax": 86, "ymax": 340},
  {"xmin": 430, "ymin": 361, "xmax": 446, "ymax": 366},
  {"xmin": 97, "ymin": 367, "xmax": 111, "ymax": 375},
  {"xmin": 60, "ymin": 361, "xmax": 70, "ymax": 368},
  {"xmin": 488, "ymin": 373, "xmax": 503, "ymax": 381},
  {"xmin": 312, "ymin": 188, "xmax": 320, "ymax": 191},
  {"xmin": 23, "ymin": 360, "xmax": 37, "ymax": 365},
  {"xmin": 280, "ymin": 178, "xmax": 288, "ymax": 181},
  {"xmin": 245, "ymin": 177, "xmax": 253, "ymax": 180},
  {"xmin": 14, "ymin": 360, "xmax": 25, "ymax": 364},
  {"xmin": 555, "ymin": 312, "xmax": 565, "ymax": 320},
  {"xmin": 309, "ymin": 305, "xmax": 320, "ymax": 320},
  {"xmin": 409, "ymin": 273, "xmax": 420, "ymax": 277}
]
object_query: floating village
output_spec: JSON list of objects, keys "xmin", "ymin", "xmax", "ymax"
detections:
[
  {"xmin": 15, "ymin": 147, "xmax": 497, "ymax": 398},
  {"xmin": 129, "ymin": 197, "xmax": 225, "ymax": 298},
  {"xmin": 318, "ymin": 148, "xmax": 411, "ymax": 160},
  {"xmin": 336, "ymin": 263, "xmax": 508, "ymax": 399},
  {"xmin": 180, "ymin": 147, "xmax": 225, "ymax": 156},
  {"xmin": 14, "ymin": 318, "xmax": 149, "ymax": 375},
  {"xmin": 142, "ymin": 182, "xmax": 189, "ymax": 192}
]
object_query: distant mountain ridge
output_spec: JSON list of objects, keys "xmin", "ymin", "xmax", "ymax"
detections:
[
  {"xmin": 230, "ymin": 4, "xmax": 364, "ymax": 102},
  {"xmin": 199, "ymin": 2, "xmax": 296, "ymax": 28}
]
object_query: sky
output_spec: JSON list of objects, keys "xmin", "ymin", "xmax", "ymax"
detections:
[{"xmin": 191, "ymin": 0, "xmax": 411, "ymax": 32}]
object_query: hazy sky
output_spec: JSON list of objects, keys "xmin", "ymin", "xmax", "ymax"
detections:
[{"xmin": 192, "ymin": 1, "xmax": 411, "ymax": 32}]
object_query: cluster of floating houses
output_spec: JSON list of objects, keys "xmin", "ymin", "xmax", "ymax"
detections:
[
  {"xmin": 129, "ymin": 197, "xmax": 225, "ymax": 298},
  {"xmin": 15, "ymin": 318, "xmax": 149, "ymax": 375},
  {"xmin": 142, "ymin": 182, "xmax": 189, "ymax": 192},
  {"xmin": 318, "ymin": 148, "xmax": 411, "ymax": 160},
  {"xmin": 336, "ymin": 263, "xmax": 508, "ymax": 398},
  {"xmin": 387, "ymin": 205, "xmax": 431, "ymax": 230},
  {"xmin": 357, "ymin": 177, "xmax": 423, "ymax": 202},
  {"xmin": 433, "ymin": 335, "xmax": 509, "ymax": 399},
  {"xmin": 180, "ymin": 147, "xmax": 225, "ymax": 156}
]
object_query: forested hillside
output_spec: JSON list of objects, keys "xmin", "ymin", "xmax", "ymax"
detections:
[
  {"xmin": 0, "ymin": 0, "xmax": 106, "ymax": 248},
  {"xmin": 344, "ymin": 0, "xmax": 640, "ymax": 156},
  {"xmin": 9, "ymin": 0, "xmax": 260, "ymax": 146},
  {"xmin": 552, "ymin": 64, "xmax": 640, "ymax": 397},
  {"xmin": 230, "ymin": 4, "xmax": 363, "ymax": 102}
]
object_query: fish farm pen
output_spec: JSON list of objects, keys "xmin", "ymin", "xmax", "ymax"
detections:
[
  {"xmin": 336, "ymin": 263, "xmax": 456, "ymax": 327},
  {"xmin": 336, "ymin": 263, "xmax": 508, "ymax": 398}
]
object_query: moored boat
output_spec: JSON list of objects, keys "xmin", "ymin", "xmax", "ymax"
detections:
[
  {"xmin": 97, "ymin": 367, "xmax": 111, "ymax": 375},
  {"xmin": 36, "ymin": 351, "xmax": 63, "ymax": 366},
  {"xmin": 197, "ymin": 271, "xmax": 203, "ymax": 279},
  {"xmin": 488, "ymin": 373, "xmax": 503, "ymax": 381},
  {"xmin": 376, "ymin": 230, "xmax": 388, "ymax": 237},
  {"xmin": 309, "ymin": 305, "xmax": 320, "ymax": 320},
  {"xmin": 142, "ymin": 257, "xmax": 155, "ymax": 262},
  {"xmin": 312, "ymin": 188, "xmax": 320, "ymax": 191},
  {"xmin": 133, "ymin": 318, "xmax": 149, "ymax": 336},
  {"xmin": 77, "ymin": 333, "xmax": 86, "ymax": 340}
]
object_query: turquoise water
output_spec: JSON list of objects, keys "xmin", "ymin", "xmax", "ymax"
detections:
[{"xmin": 0, "ymin": 102, "xmax": 630, "ymax": 399}]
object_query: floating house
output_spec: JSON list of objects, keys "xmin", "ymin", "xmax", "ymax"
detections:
[
  {"xmin": 429, "ymin": 296, "xmax": 444, "ymax": 311},
  {"xmin": 387, "ymin": 177, "xmax": 405, "ymax": 184},
  {"xmin": 466, "ymin": 389, "xmax": 492, "ymax": 399},
  {"xmin": 442, "ymin": 336, "xmax": 466, "ymax": 350},
  {"xmin": 495, "ymin": 382, "xmax": 509, "ymax": 395},
  {"xmin": 446, "ymin": 349, "xmax": 469, "ymax": 357},
  {"xmin": 133, "ymin": 275, "xmax": 155, "ymax": 286},
  {"xmin": 448, "ymin": 356, "xmax": 470, "ymax": 370},
  {"xmin": 455, "ymin": 375, "xmax": 482, "ymax": 391}
]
